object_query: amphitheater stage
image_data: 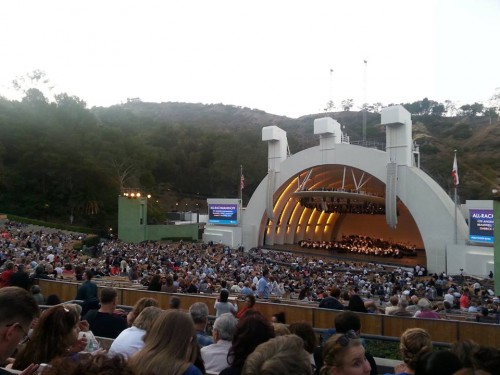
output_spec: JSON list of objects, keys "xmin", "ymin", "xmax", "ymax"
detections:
[{"xmin": 260, "ymin": 244, "xmax": 427, "ymax": 269}]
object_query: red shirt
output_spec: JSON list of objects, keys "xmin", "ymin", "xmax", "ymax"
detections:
[{"xmin": 459, "ymin": 294, "xmax": 470, "ymax": 309}]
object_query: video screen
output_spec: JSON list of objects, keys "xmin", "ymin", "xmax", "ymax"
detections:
[
  {"xmin": 208, "ymin": 203, "xmax": 238, "ymax": 225},
  {"xmin": 469, "ymin": 209, "xmax": 494, "ymax": 244}
]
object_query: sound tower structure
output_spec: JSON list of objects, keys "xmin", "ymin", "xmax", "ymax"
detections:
[{"xmin": 382, "ymin": 106, "xmax": 413, "ymax": 229}]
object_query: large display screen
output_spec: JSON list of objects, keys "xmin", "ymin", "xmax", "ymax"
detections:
[
  {"xmin": 208, "ymin": 203, "xmax": 238, "ymax": 225},
  {"xmin": 469, "ymin": 209, "xmax": 494, "ymax": 244}
]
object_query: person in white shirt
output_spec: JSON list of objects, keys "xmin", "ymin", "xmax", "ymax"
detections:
[
  {"xmin": 109, "ymin": 306, "xmax": 162, "ymax": 359},
  {"xmin": 201, "ymin": 313, "xmax": 238, "ymax": 374},
  {"xmin": 444, "ymin": 288, "xmax": 455, "ymax": 306}
]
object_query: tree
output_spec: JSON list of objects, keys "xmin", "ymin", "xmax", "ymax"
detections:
[
  {"xmin": 324, "ymin": 100, "xmax": 335, "ymax": 112},
  {"xmin": 21, "ymin": 88, "xmax": 48, "ymax": 106},
  {"xmin": 489, "ymin": 88, "xmax": 500, "ymax": 121},
  {"xmin": 12, "ymin": 70, "xmax": 54, "ymax": 99},
  {"xmin": 370, "ymin": 102, "xmax": 383, "ymax": 113},
  {"xmin": 445, "ymin": 100, "xmax": 457, "ymax": 117},
  {"xmin": 341, "ymin": 99, "xmax": 354, "ymax": 111},
  {"xmin": 460, "ymin": 102, "xmax": 484, "ymax": 117},
  {"xmin": 484, "ymin": 107, "xmax": 498, "ymax": 125},
  {"xmin": 431, "ymin": 103, "xmax": 445, "ymax": 117}
]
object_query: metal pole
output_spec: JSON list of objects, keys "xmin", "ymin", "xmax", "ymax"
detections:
[{"xmin": 362, "ymin": 59, "xmax": 367, "ymax": 142}]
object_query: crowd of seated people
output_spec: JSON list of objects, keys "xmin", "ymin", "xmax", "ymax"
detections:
[
  {"xmin": 2, "ymin": 219, "xmax": 500, "ymax": 374},
  {"xmin": 299, "ymin": 234, "xmax": 418, "ymax": 258},
  {"xmin": 1, "ymin": 220, "xmax": 498, "ymax": 324},
  {"xmin": 3, "ymin": 285, "xmax": 500, "ymax": 375}
]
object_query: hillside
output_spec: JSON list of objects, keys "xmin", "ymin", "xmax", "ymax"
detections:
[{"xmin": 0, "ymin": 96, "xmax": 498, "ymax": 231}]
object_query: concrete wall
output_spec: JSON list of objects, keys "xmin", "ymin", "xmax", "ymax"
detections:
[
  {"xmin": 118, "ymin": 196, "xmax": 147, "ymax": 243},
  {"xmin": 447, "ymin": 244, "xmax": 494, "ymax": 276},
  {"xmin": 146, "ymin": 223, "xmax": 198, "ymax": 241},
  {"xmin": 118, "ymin": 196, "xmax": 198, "ymax": 243},
  {"xmin": 203, "ymin": 226, "xmax": 242, "ymax": 247}
]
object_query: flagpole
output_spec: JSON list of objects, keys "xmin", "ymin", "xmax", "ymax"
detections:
[
  {"xmin": 239, "ymin": 165, "xmax": 243, "ymax": 202},
  {"xmin": 454, "ymin": 150, "xmax": 458, "ymax": 245}
]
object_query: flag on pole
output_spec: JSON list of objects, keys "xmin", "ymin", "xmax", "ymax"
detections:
[
  {"xmin": 452, "ymin": 154, "xmax": 459, "ymax": 186},
  {"xmin": 240, "ymin": 173, "xmax": 245, "ymax": 190}
]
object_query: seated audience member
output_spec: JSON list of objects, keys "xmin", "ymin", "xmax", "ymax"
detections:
[
  {"xmin": 220, "ymin": 313, "xmax": 275, "ymax": 375},
  {"xmin": 414, "ymin": 350, "xmax": 462, "ymax": 375},
  {"xmin": 320, "ymin": 330, "xmax": 371, "ymax": 375},
  {"xmin": 170, "ymin": 297, "xmax": 181, "ymax": 309},
  {"xmin": 126, "ymin": 297, "xmax": 159, "ymax": 327},
  {"xmin": 472, "ymin": 346, "xmax": 500, "ymax": 374},
  {"xmin": 242, "ymin": 335, "xmax": 312, "ymax": 375},
  {"xmin": 394, "ymin": 328, "xmax": 433, "ymax": 375},
  {"xmin": 319, "ymin": 287, "xmax": 345, "ymax": 310},
  {"xmin": 129, "ymin": 310, "xmax": 202, "ymax": 375},
  {"xmin": 84, "ymin": 287, "xmax": 127, "ymax": 339},
  {"xmin": 475, "ymin": 307, "xmax": 498, "ymax": 324},
  {"xmin": 45, "ymin": 294, "xmax": 62, "ymax": 306},
  {"xmin": 314, "ymin": 311, "xmax": 377, "ymax": 375},
  {"xmin": 189, "ymin": 302, "xmax": 213, "ymax": 348},
  {"xmin": 147, "ymin": 274, "xmax": 162, "ymax": 292},
  {"xmin": 236, "ymin": 295, "xmax": 256, "ymax": 319},
  {"xmin": 347, "ymin": 294, "xmax": 368, "ymax": 313},
  {"xmin": 13, "ymin": 304, "xmax": 86, "ymax": 371},
  {"xmin": 161, "ymin": 274, "xmax": 178, "ymax": 293},
  {"xmin": 45, "ymin": 353, "xmax": 136, "ymax": 375},
  {"xmin": 240, "ymin": 281, "xmax": 253, "ymax": 296},
  {"xmin": 388, "ymin": 297, "xmax": 413, "ymax": 317},
  {"xmin": 201, "ymin": 313, "xmax": 238, "ymax": 374},
  {"xmin": 385, "ymin": 295, "xmax": 400, "ymax": 315},
  {"xmin": 9, "ymin": 264, "xmax": 31, "ymax": 291},
  {"xmin": 109, "ymin": 306, "xmax": 163, "ymax": 359},
  {"xmin": 272, "ymin": 323, "xmax": 291, "ymax": 336},
  {"xmin": 406, "ymin": 295, "xmax": 420, "ymax": 315},
  {"xmin": 0, "ymin": 287, "xmax": 39, "ymax": 375},
  {"xmin": 271, "ymin": 312, "xmax": 286, "ymax": 324},
  {"xmin": 413, "ymin": 298, "xmax": 440, "ymax": 319},
  {"xmin": 451, "ymin": 340, "xmax": 480, "ymax": 370},
  {"xmin": 289, "ymin": 322, "xmax": 318, "ymax": 372},
  {"xmin": 31, "ymin": 285, "xmax": 45, "ymax": 305},
  {"xmin": 0, "ymin": 262, "xmax": 15, "ymax": 288}
]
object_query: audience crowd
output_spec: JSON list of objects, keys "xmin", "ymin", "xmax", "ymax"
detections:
[{"xmin": 1, "ymin": 220, "xmax": 499, "ymax": 375}]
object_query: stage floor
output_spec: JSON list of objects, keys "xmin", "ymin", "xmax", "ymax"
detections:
[{"xmin": 262, "ymin": 244, "xmax": 427, "ymax": 269}]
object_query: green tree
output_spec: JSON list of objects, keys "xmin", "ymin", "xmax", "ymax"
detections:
[{"xmin": 341, "ymin": 99, "xmax": 354, "ymax": 111}]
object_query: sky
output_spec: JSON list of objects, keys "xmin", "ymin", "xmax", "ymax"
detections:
[{"xmin": 1, "ymin": 0, "xmax": 499, "ymax": 118}]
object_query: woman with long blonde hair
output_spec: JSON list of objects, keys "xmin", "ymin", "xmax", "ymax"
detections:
[{"xmin": 129, "ymin": 310, "xmax": 202, "ymax": 375}]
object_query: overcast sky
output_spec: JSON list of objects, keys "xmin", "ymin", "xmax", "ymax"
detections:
[{"xmin": 1, "ymin": 0, "xmax": 499, "ymax": 118}]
